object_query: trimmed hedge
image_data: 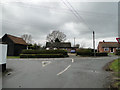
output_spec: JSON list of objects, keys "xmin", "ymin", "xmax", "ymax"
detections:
[
  {"xmin": 76, "ymin": 49, "xmax": 108, "ymax": 56},
  {"xmin": 21, "ymin": 49, "xmax": 67, "ymax": 55},
  {"xmin": 20, "ymin": 49, "xmax": 68, "ymax": 58},
  {"xmin": 20, "ymin": 54, "xmax": 65, "ymax": 58}
]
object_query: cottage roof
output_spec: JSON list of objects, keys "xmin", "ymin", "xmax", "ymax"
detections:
[
  {"xmin": 2, "ymin": 34, "xmax": 28, "ymax": 45},
  {"xmin": 98, "ymin": 42, "xmax": 120, "ymax": 48},
  {"xmin": 0, "ymin": 38, "xmax": 7, "ymax": 44},
  {"xmin": 46, "ymin": 42, "xmax": 71, "ymax": 48}
]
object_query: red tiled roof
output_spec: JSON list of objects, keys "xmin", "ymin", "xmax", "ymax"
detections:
[
  {"xmin": 6, "ymin": 34, "xmax": 27, "ymax": 45},
  {"xmin": 98, "ymin": 42, "xmax": 120, "ymax": 48}
]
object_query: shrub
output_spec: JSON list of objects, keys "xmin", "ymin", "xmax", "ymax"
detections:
[
  {"xmin": 76, "ymin": 49, "xmax": 93, "ymax": 56},
  {"xmin": 20, "ymin": 54, "xmax": 64, "ymax": 58},
  {"xmin": 115, "ymin": 49, "xmax": 120, "ymax": 55},
  {"xmin": 95, "ymin": 52, "xmax": 108, "ymax": 56}
]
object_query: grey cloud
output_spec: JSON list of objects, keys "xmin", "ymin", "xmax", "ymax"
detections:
[{"xmin": 1, "ymin": 1, "xmax": 118, "ymax": 48}]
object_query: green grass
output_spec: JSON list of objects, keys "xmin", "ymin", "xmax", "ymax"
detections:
[
  {"xmin": 114, "ymin": 72, "xmax": 120, "ymax": 77},
  {"xmin": 109, "ymin": 58, "xmax": 120, "ymax": 72},
  {"xmin": 113, "ymin": 81, "xmax": 120, "ymax": 88},
  {"xmin": 108, "ymin": 53, "xmax": 115, "ymax": 56},
  {"xmin": 109, "ymin": 58, "xmax": 120, "ymax": 88},
  {"xmin": 7, "ymin": 56, "xmax": 20, "ymax": 59}
]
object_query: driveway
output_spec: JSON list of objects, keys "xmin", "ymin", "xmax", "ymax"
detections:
[{"xmin": 2, "ymin": 55, "xmax": 118, "ymax": 88}]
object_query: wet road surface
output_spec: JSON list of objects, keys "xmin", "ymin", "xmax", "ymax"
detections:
[{"xmin": 2, "ymin": 55, "xmax": 118, "ymax": 88}]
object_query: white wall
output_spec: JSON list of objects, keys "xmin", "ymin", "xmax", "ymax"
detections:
[
  {"xmin": 0, "ymin": 44, "xmax": 7, "ymax": 64},
  {"xmin": 0, "ymin": 44, "xmax": 7, "ymax": 90}
]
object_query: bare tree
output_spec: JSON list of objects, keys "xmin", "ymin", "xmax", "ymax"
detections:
[
  {"xmin": 21, "ymin": 34, "xmax": 32, "ymax": 44},
  {"xmin": 46, "ymin": 30, "xmax": 66, "ymax": 42},
  {"xmin": 80, "ymin": 41, "xmax": 86, "ymax": 48}
]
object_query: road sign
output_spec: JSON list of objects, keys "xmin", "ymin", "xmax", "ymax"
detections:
[{"xmin": 116, "ymin": 38, "xmax": 120, "ymax": 44}]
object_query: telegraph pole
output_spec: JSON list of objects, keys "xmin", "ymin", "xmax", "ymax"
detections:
[
  {"xmin": 93, "ymin": 31, "xmax": 96, "ymax": 56},
  {"xmin": 74, "ymin": 37, "xmax": 75, "ymax": 47}
]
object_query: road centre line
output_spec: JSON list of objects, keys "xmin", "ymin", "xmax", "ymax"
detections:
[
  {"xmin": 57, "ymin": 65, "xmax": 71, "ymax": 76},
  {"xmin": 71, "ymin": 59, "xmax": 74, "ymax": 63}
]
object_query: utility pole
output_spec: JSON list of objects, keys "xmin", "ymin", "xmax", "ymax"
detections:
[
  {"xmin": 93, "ymin": 31, "xmax": 96, "ymax": 57},
  {"xmin": 74, "ymin": 37, "xmax": 75, "ymax": 47}
]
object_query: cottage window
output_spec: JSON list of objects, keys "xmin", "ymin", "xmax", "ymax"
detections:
[{"xmin": 104, "ymin": 48, "xmax": 109, "ymax": 51}]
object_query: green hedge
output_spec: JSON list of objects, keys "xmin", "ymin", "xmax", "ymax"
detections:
[
  {"xmin": 76, "ymin": 49, "xmax": 108, "ymax": 56},
  {"xmin": 20, "ymin": 50, "xmax": 68, "ymax": 58},
  {"xmin": 20, "ymin": 54, "xmax": 65, "ymax": 58},
  {"xmin": 22, "ymin": 50, "xmax": 67, "ymax": 55}
]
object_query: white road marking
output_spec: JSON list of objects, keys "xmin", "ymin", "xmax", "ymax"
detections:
[
  {"xmin": 91, "ymin": 70, "xmax": 100, "ymax": 73},
  {"xmin": 71, "ymin": 59, "xmax": 74, "ymax": 63},
  {"xmin": 57, "ymin": 65, "xmax": 71, "ymax": 76},
  {"xmin": 42, "ymin": 61, "xmax": 51, "ymax": 67}
]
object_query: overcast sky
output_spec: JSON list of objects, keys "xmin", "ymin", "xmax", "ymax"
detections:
[{"xmin": 0, "ymin": 0, "xmax": 119, "ymax": 48}]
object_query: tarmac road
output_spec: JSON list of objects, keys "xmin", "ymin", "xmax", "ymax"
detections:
[{"xmin": 2, "ymin": 55, "xmax": 118, "ymax": 88}]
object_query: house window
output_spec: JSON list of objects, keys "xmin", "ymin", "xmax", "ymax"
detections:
[
  {"xmin": 116, "ymin": 48, "xmax": 120, "ymax": 50},
  {"xmin": 104, "ymin": 48, "xmax": 109, "ymax": 51}
]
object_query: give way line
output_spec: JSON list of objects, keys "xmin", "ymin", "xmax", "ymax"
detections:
[{"xmin": 57, "ymin": 58, "xmax": 74, "ymax": 76}]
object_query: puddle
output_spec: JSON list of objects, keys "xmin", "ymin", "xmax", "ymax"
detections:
[{"xmin": 2, "ymin": 68, "xmax": 13, "ymax": 76}]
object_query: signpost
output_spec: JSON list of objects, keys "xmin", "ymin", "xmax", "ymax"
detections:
[{"xmin": 116, "ymin": 38, "xmax": 120, "ymax": 44}]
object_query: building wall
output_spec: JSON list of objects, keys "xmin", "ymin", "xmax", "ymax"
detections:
[
  {"xmin": 98, "ymin": 44, "xmax": 117, "ymax": 53},
  {"xmin": 14, "ymin": 44, "xmax": 27, "ymax": 56},
  {"xmin": 98, "ymin": 44, "xmax": 104, "ymax": 52},
  {"xmin": 2, "ymin": 36, "xmax": 15, "ymax": 56},
  {"xmin": 2, "ymin": 36, "xmax": 27, "ymax": 56},
  {"xmin": 113, "ymin": 48, "xmax": 117, "ymax": 53},
  {"xmin": 109, "ymin": 48, "xmax": 117, "ymax": 53}
]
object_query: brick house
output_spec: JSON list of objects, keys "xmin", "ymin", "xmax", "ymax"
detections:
[
  {"xmin": 97, "ymin": 41, "xmax": 120, "ymax": 53},
  {"xmin": 1, "ymin": 34, "xmax": 28, "ymax": 56}
]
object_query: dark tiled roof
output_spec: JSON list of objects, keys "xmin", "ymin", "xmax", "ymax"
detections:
[
  {"xmin": 99, "ymin": 42, "xmax": 120, "ymax": 48},
  {"xmin": 3, "ymin": 34, "xmax": 27, "ymax": 45},
  {"xmin": 46, "ymin": 42, "xmax": 71, "ymax": 48}
]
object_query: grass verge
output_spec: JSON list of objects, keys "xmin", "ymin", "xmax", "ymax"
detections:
[
  {"xmin": 107, "ymin": 58, "xmax": 120, "ymax": 88},
  {"xmin": 7, "ymin": 56, "xmax": 20, "ymax": 59},
  {"xmin": 109, "ymin": 58, "xmax": 120, "ymax": 72}
]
